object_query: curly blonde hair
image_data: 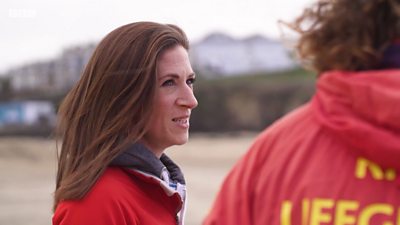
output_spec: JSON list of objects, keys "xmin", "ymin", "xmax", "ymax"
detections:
[{"xmin": 287, "ymin": 0, "xmax": 400, "ymax": 74}]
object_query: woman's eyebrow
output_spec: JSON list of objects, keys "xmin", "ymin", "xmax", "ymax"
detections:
[
  {"xmin": 158, "ymin": 73, "xmax": 195, "ymax": 80},
  {"xmin": 158, "ymin": 74, "xmax": 180, "ymax": 80}
]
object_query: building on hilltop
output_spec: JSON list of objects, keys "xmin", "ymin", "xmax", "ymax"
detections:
[
  {"xmin": 6, "ymin": 44, "xmax": 95, "ymax": 94},
  {"xmin": 9, "ymin": 61, "xmax": 56, "ymax": 93},
  {"xmin": 54, "ymin": 44, "xmax": 95, "ymax": 91},
  {"xmin": 190, "ymin": 32, "xmax": 297, "ymax": 77},
  {"xmin": 5, "ymin": 33, "xmax": 297, "ymax": 93}
]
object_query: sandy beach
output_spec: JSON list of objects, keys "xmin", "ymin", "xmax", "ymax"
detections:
[{"xmin": 0, "ymin": 133, "xmax": 256, "ymax": 225}]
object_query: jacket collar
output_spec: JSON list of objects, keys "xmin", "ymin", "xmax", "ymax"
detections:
[
  {"xmin": 110, "ymin": 143, "xmax": 185, "ymax": 185},
  {"xmin": 379, "ymin": 42, "xmax": 400, "ymax": 69}
]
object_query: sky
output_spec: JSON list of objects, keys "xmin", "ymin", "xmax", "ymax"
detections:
[{"xmin": 1, "ymin": 0, "xmax": 314, "ymax": 74}]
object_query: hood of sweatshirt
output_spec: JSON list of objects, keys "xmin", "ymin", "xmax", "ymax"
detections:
[
  {"xmin": 110, "ymin": 143, "xmax": 185, "ymax": 185},
  {"xmin": 312, "ymin": 69, "xmax": 400, "ymax": 170},
  {"xmin": 109, "ymin": 143, "xmax": 187, "ymax": 225}
]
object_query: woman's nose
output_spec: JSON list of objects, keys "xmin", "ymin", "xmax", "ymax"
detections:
[{"xmin": 176, "ymin": 86, "xmax": 198, "ymax": 109}]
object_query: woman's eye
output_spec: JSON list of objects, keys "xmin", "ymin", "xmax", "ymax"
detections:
[
  {"xmin": 186, "ymin": 77, "xmax": 196, "ymax": 86},
  {"xmin": 162, "ymin": 79, "xmax": 175, "ymax": 87}
]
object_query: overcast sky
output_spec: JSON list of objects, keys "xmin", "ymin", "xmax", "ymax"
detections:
[{"xmin": 1, "ymin": 0, "xmax": 313, "ymax": 74}]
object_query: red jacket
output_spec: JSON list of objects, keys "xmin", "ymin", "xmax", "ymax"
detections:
[
  {"xmin": 53, "ymin": 167, "xmax": 183, "ymax": 225},
  {"xmin": 203, "ymin": 70, "xmax": 400, "ymax": 225}
]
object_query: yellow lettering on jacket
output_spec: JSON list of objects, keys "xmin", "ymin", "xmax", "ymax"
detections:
[
  {"xmin": 355, "ymin": 158, "xmax": 396, "ymax": 181},
  {"xmin": 303, "ymin": 199, "xmax": 310, "ymax": 225},
  {"xmin": 281, "ymin": 199, "xmax": 397, "ymax": 225},
  {"xmin": 358, "ymin": 204, "xmax": 393, "ymax": 225},
  {"xmin": 281, "ymin": 199, "xmax": 311, "ymax": 225},
  {"xmin": 310, "ymin": 198, "xmax": 334, "ymax": 225},
  {"xmin": 334, "ymin": 200, "xmax": 359, "ymax": 225},
  {"xmin": 281, "ymin": 200, "xmax": 292, "ymax": 225}
]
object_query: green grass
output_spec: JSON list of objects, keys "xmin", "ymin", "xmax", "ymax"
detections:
[{"xmin": 196, "ymin": 67, "xmax": 316, "ymax": 86}]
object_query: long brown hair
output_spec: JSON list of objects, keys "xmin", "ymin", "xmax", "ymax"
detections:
[
  {"xmin": 286, "ymin": 0, "xmax": 400, "ymax": 74},
  {"xmin": 54, "ymin": 22, "xmax": 189, "ymax": 210}
]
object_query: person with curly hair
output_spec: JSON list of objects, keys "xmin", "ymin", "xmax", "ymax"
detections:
[{"xmin": 203, "ymin": 0, "xmax": 400, "ymax": 224}]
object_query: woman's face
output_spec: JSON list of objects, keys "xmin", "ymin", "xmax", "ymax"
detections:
[{"xmin": 141, "ymin": 45, "xmax": 198, "ymax": 157}]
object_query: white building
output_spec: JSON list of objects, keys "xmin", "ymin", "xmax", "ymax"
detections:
[
  {"xmin": 190, "ymin": 33, "xmax": 297, "ymax": 77},
  {"xmin": 9, "ymin": 61, "xmax": 56, "ymax": 92},
  {"xmin": 54, "ymin": 44, "xmax": 95, "ymax": 91},
  {"xmin": 7, "ymin": 44, "xmax": 95, "ymax": 93}
]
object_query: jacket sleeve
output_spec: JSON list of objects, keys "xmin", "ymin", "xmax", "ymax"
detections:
[
  {"xmin": 203, "ymin": 134, "xmax": 269, "ymax": 225},
  {"xmin": 52, "ymin": 199, "xmax": 138, "ymax": 225}
]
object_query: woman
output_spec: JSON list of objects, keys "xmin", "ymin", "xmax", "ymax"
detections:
[
  {"xmin": 53, "ymin": 22, "xmax": 198, "ymax": 225},
  {"xmin": 203, "ymin": 0, "xmax": 400, "ymax": 224}
]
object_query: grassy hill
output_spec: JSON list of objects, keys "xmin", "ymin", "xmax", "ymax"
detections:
[{"xmin": 191, "ymin": 68, "xmax": 316, "ymax": 132}]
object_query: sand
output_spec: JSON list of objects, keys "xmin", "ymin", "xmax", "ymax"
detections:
[{"xmin": 0, "ymin": 133, "xmax": 256, "ymax": 225}]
